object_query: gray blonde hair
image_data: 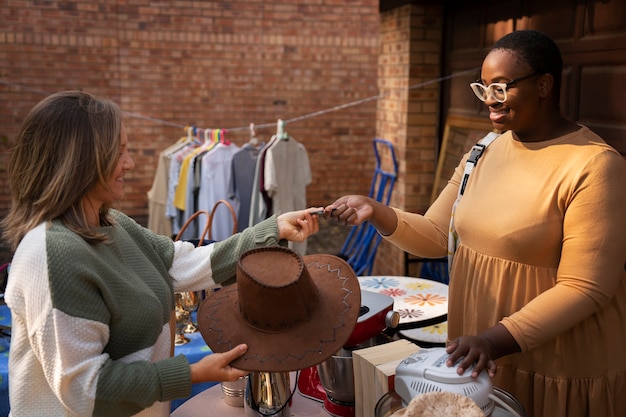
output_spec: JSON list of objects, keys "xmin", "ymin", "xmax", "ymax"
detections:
[{"xmin": 2, "ymin": 90, "xmax": 123, "ymax": 250}]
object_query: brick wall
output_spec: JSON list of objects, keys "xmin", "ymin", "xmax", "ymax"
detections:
[
  {"xmin": 373, "ymin": 3, "xmax": 443, "ymax": 275},
  {"xmin": 0, "ymin": 0, "xmax": 380, "ymax": 264}
]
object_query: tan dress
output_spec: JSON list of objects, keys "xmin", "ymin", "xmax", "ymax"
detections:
[{"xmin": 386, "ymin": 127, "xmax": 626, "ymax": 417}]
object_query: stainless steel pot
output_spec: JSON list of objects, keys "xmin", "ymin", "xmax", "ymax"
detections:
[
  {"xmin": 244, "ymin": 371, "xmax": 291, "ymax": 417},
  {"xmin": 221, "ymin": 376, "xmax": 247, "ymax": 407},
  {"xmin": 316, "ymin": 348, "xmax": 355, "ymax": 405}
]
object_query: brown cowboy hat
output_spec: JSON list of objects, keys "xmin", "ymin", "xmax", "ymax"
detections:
[{"xmin": 197, "ymin": 246, "xmax": 361, "ymax": 372}]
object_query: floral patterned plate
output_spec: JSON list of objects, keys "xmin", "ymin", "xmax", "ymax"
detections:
[
  {"xmin": 399, "ymin": 321, "xmax": 448, "ymax": 344},
  {"xmin": 357, "ymin": 276, "xmax": 448, "ymax": 327}
]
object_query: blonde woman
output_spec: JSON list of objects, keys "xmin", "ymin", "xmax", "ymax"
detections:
[{"xmin": 2, "ymin": 90, "xmax": 321, "ymax": 417}]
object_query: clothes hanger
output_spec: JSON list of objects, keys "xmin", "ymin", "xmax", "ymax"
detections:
[
  {"xmin": 219, "ymin": 128, "xmax": 231, "ymax": 145},
  {"xmin": 170, "ymin": 126, "xmax": 190, "ymax": 147},
  {"xmin": 249, "ymin": 123, "xmax": 259, "ymax": 146},
  {"xmin": 184, "ymin": 125, "xmax": 194, "ymax": 144},
  {"xmin": 277, "ymin": 119, "xmax": 289, "ymax": 140},
  {"xmin": 187, "ymin": 126, "xmax": 203, "ymax": 145},
  {"xmin": 198, "ymin": 128, "xmax": 218, "ymax": 152}
]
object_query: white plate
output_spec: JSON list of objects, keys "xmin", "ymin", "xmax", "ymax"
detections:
[
  {"xmin": 358, "ymin": 276, "xmax": 448, "ymax": 326},
  {"xmin": 399, "ymin": 321, "xmax": 448, "ymax": 344}
]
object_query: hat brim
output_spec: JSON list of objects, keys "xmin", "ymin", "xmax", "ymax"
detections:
[{"xmin": 197, "ymin": 253, "xmax": 361, "ymax": 372}]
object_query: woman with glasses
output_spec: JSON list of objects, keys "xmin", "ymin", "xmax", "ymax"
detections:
[{"xmin": 323, "ymin": 30, "xmax": 626, "ymax": 417}]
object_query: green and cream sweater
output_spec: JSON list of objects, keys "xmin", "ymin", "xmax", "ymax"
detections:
[{"xmin": 5, "ymin": 210, "xmax": 281, "ymax": 417}]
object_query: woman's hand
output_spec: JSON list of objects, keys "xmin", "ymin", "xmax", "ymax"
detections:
[
  {"xmin": 276, "ymin": 208, "xmax": 322, "ymax": 242},
  {"xmin": 190, "ymin": 344, "xmax": 249, "ymax": 383},
  {"xmin": 445, "ymin": 336, "xmax": 497, "ymax": 378},
  {"xmin": 324, "ymin": 195, "xmax": 397, "ymax": 236},
  {"xmin": 323, "ymin": 195, "xmax": 374, "ymax": 226},
  {"xmin": 445, "ymin": 323, "xmax": 520, "ymax": 379}
]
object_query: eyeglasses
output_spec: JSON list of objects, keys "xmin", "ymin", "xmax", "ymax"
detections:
[{"xmin": 469, "ymin": 72, "xmax": 539, "ymax": 103}]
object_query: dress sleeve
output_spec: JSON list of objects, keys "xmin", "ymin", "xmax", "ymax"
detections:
[
  {"xmin": 501, "ymin": 149, "xmax": 626, "ymax": 351},
  {"xmin": 385, "ymin": 150, "xmax": 468, "ymax": 258}
]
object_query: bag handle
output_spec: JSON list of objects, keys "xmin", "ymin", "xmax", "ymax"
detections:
[
  {"xmin": 171, "ymin": 210, "xmax": 212, "ymax": 356},
  {"xmin": 207, "ymin": 199, "xmax": 238, "ymax": 240},
  {"xmin": 174, "ymin": 210, "xmax": 211, "ymax": 246},
  {"xmin": 447, "ymin": 131, "xmax": 500, "ymax": 273}
]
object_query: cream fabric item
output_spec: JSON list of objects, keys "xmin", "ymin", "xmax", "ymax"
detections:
[{"xmin": 391, "ymin": 392, "xmax": 484, "ymax": 417}]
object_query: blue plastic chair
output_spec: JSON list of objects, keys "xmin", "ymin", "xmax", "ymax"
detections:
[{"xmin": 339, "ymin": 138, "xmax": 398, "ymax": 275}]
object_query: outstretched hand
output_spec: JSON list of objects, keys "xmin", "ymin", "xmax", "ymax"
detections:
[
  {"xmin": 277, "ymin": 208, "xmax": 322, "ymax": 242},
  {"xmin": 190, "ymin": 344, "xmax": 249, "ymax": 384},
  {"xmin": 323, "ymin": 195, "xmax": 375, "ymax": 226},
  {"xmin": 323, "ymin": 195, "xmax": 397, "ymax": 236}
]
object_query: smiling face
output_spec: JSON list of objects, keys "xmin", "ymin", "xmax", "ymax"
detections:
[
  {"xmin": 107, "ymin": 125, "xmax": 135, "ymax": 202},
  {"xmin": 479, "ymin": 49, "xmax": 546, "ymax": 136},
  {"xmin": 83, "ymin": 125, "xmax": 135, "ymax": 223}
]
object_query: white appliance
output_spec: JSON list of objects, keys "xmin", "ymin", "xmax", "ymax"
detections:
[{"xmin": 394, "ymin": 348, "xmax": 523, "ymax": 417}]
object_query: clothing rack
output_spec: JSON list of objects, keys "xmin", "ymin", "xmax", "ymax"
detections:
[{"xmin": 148, "ymin": 120, "xmax": 312, "ymax": 256}]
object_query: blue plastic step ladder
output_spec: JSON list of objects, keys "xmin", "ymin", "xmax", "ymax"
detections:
[{"xmin": 339, "ymin": 138, "xmax": 398, "ymax": 275}]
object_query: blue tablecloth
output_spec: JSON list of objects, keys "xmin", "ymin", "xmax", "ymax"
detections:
[
  {"xmin": 0, "ymin": 305, "xmax": 10, "ymax": 417},
  {"xmin": 170, "ymin": 322, "xmax": 218, "ymax": 411},
  {"xmin": 0, "ymin": 305, "xmax": 215, "ymax": 416}
]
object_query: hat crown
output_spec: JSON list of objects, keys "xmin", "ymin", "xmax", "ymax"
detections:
[
  {"xmin": 198, "ymin": 247, "xmax": 361, "ymax": 372},
  {"xmin": 237, "ymin": 247, "xmax": 320, "ymax": 332}
]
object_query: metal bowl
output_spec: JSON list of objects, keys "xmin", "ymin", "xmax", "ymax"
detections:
[{"xmin": 316, "ymin": 348, "xmax": 355, "ymax": 404}]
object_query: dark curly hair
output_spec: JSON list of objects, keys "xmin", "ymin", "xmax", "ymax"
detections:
[{"xmin": 492, "ymin": 30, "xmax": 563, "ymax": 99}]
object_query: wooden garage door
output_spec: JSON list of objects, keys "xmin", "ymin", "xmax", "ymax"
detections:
[{"xmin": 442, "ymin": 0, "xmax": 626, "ymax": 156}]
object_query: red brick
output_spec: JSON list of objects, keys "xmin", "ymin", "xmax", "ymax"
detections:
[{"xmin": 0, "ymin": 0, "xmax": 380, "ymax": 265}]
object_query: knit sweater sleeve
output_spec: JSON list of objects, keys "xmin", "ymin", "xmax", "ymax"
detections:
[
  {"xmin": 168, "ymin": 214, "xmax": 281, "ymax": 291},
  {"xmin": 4, "ymin": 212, "xmax": 282, "ymax": 416}
]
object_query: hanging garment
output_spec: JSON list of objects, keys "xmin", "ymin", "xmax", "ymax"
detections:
[
  {"xmin": 248, "ymin": 135, "xmax": 279, "ymax": 227},
  {"xmin": 147, "ymin": 137, "xmax": 188, "ymax": 237},
  {"xmin": 197, "ymin": 142, "xmax": 240, "ymax": 241},
  {"xmin": 178, "ymin": 140, "xmax": 220, "ymax": 241},
  {"xmin": 229, "ymin": 142, "xmax": 264, "ymax": 232},
  {"xmin": 166, "ymin": 141, "xmax": 200, "ymax": 236},
  {"xmin": 263, "ymin": 134, "xmax": 312, "ymax": 255}
]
